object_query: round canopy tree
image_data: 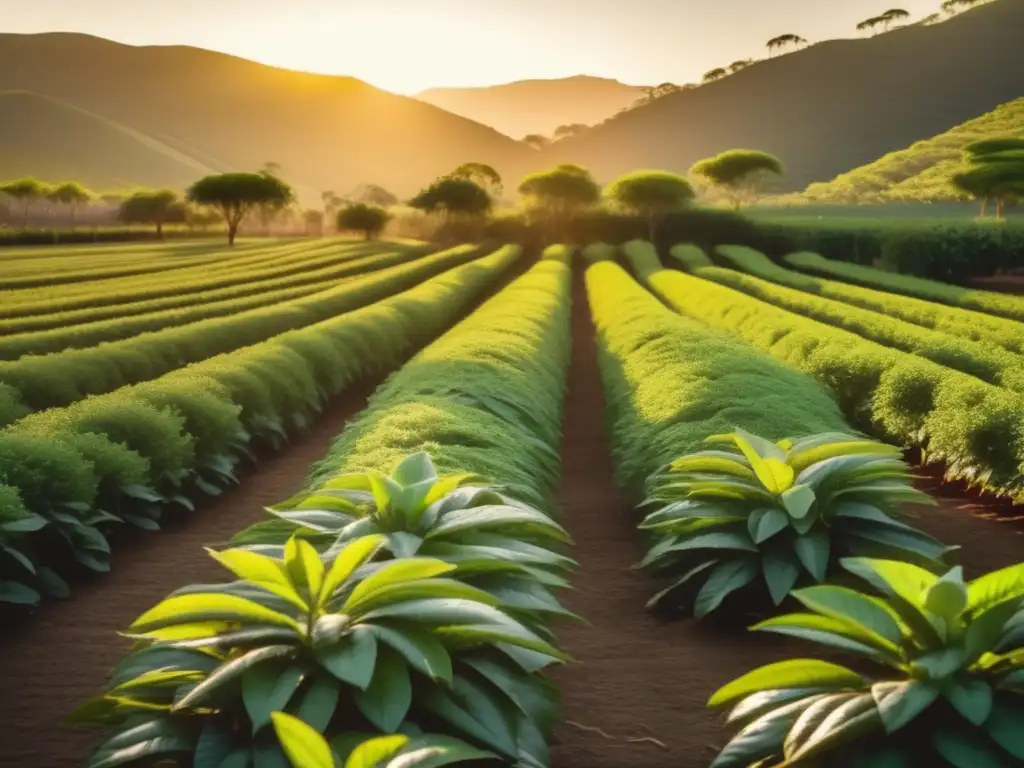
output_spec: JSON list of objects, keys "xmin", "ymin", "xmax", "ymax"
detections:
[
  {"xmin": 1, "ymin": 178, "xmax": 52, "ymax": 228},
  {"xmin": 690, "ymin": 150, "xmax": 784, "ymax": 209},
  {"xmin": 408, "ymin": 178, "xmax": 492, "ymax": 220},
  {"xmin": 953, "ymin": 138, "xmax": 1024, "ymax": 218},
  {"xmin": 118, "ymin": 189, "xmax": 187, "ymax": 238},
  {"xmin": 47, "ymin": 182, "xmax": 95, "ymax": 229},
  {"xmin": 604, "ymin": 170, "xmax": 696, "ymax": 241},
  {"xmin": 186, "ymin": 171, "xmax": 294, "ymax": 245},
  {"xmin": 518, "ymin": 164, "xmax": 601, "ymax": 239},
  {"xmin": 336, "ymin": 203, "xmax": 392, "ymax": 240},
  {"xmin": 448, "ymin": 163, "xmax": 503, "ymax": 198}
]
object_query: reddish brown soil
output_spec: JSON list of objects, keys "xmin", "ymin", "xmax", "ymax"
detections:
[
  {"xmin": 966, "ymin": 275, "xmax": 1024, "ymax": 295},
  {"xmin": 0, "ymin": 381, "xmax": 377, "ymax": 768},
  {"xmin": 547, "ymin": 268, "xmax": 1024, "ymax": 768}
]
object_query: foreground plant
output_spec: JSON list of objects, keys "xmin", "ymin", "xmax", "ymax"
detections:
[
  {"xmin": 77, "ymin": 534, "xmax": 566, "ymax": 767},
  {"xmin": 708, "ymin": 558, "xmax": 1024, "ymax": 767},
  {"xmin": 234, "ymin": 453, "xmax": 576, "ymax": 631},
  {"xmin": 640, "ymin": 430, "xmax": 951, "ymax": 616},
  {"xmin": 272, "ymin": 712, "xmax": 494, "ymax": 768}
]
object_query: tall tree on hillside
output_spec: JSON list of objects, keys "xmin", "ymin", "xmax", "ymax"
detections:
[
  {"xmin": 448, "ymin": 163, "xmax": 503, "ymax": 198},
  {"xmin": 920, "ymin": 13, "xmax": 942, "ymax": 25},
  {"xmin": 518, "ymin": 164, "xmax": 600, "ymax": 240},
  {"xmin": 1, "ymin": 178, "xmax": 51, "ymax": 228},
  {"xmin": 47, "ymin": 182, "xmax": 95, "ymax": 229},
  {"xmin": 604, "ymin": 170, "xmax": 695, "ymax": 241},
  {"xmin": 187, "ymin": 171, "xmax": 295, "ymax": 245},
  {"xmin": 881, "ymin": 8, "xmax": 910, "ymax": 29},
  {"xmin": 767, "ymin": 34, "xmax": 806, "ymax": 56},
  {"xmin": 856, "ymin": 16, "xmax": 884, "ymax": 34},
  {"xmin": 336, "ymin": 203, "xmax": 392, "ymax": 240},
  {"xmin": 703, "ymin": 68, "xmax": 728, "ymax": 83},
  {"xmin": 408, "ymin": 178, "xmax": 492, "ymax": 222},
  {"xmin": 953, "ymin": 137, "xmax": 1024, "ymax": 218},
  {"xmin": 729, "ymin": 60, "xmax": 754, "ymax": 73},
  {"xmin": 321, "ymin": 190, "xmax": 343, "ymax": 220},
  {"xmin": 118, "ymin": 189, "xmax": 187, "ymax": 238},
  {"xmin": 690, "ymin": 150, "xmax": 784, "ymax": 209}
]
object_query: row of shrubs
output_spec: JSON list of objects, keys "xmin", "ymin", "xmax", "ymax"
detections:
[
  {"xmin": 0, "ymin": 226, "xmax": 223, "ymax": 248},
  {"xmin": 588, "ymin": 245, "xmax": 1024, "ymax": 767},
  {"xmin": 0, "ymin": 242, "xmax": 427, "ymax": 359},
  {"xmin": 627, "ymin": 242, "xmax": 1024, "ymax": 502},
  {"xmin": 0, "ymin": 245, "xmax": 485, "ymax": 425},
  {"xmin": 0, "ymin": 246, "xmax": 521, "ymax": 607},
  {"xmin": 717, "ymin": 246, "xmax": 1024, "ymax": 353},
  {"xmin": 788, "ymin": 250, "xmax": 1024, "ymax": 323},
  {"xmin": 696, "ymin": 247, "xmax": 1024, "ymax": 393},
  {"xmin": 76, "ymin": 249, "xmax": 576, "ymax": 766}
]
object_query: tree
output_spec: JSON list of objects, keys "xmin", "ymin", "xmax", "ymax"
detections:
[
  {"xmin": 953, "ymin": 137, "xmax": 1024, "ymax": 218},
  {"xmin": 408, "ymin": 178, "xmax": 492, "ymax": 221},
  {"xmin": 522, "ymin": 134, "xmax": 550, "ymax": 150},
  {"xmin": 604, "ymin": 170, "xmax": 695, "ymax": 241},
  {"xmin": 690, "ymin": 150, "xmax": 784, "ymax": 209},
  {"xmin": 856, "ymin": 16, "xmax": 884, "ymax": 33},
  {"xmin": 303, "ymin": 209, "xmax": 324, "ymax": 236},
  {"xmin": 47, "ymin": 181, "xmax": 95, "ymax": 229},
  {"xmin": 703, "ymin": 67, "xmax": 728, "ymax": 83},
  {"xmin": 518, "ymin": 164, "xmax": 601, "ymax": 239},
  {"xmin": 118, "ymin": 189, "xmax": 187, "ymax": 237},
  {"xmin": 1, "ymin": 178, "xmax": 51, "ymax": 228},
  {"xmin": 729, "ymin": 60, "xmax": 754, "ymax": 73},
  {"xmin": 447, "ymin": 163, "xmax": 503, "ymax": 198},
  {"xmin": 336, "ymin": 203, "xmax": 391, "ymax": 240},
  {"xmin": 346, "ymin": 184, "xmax": 399, "ymax": 207},
  {"xmin": 767, "ymin": 34, "xmax": 806, "ymax": 56},
  {"xmin": 880, "ymin": 8, "xmax": 910, "ymax": 29},
  {"xmin": 920, "ymin": 13, "xmax": 942, "ymax": 25},
  {"xmin": 186, "ymin": 171, "xmax": 295, "ymax": 245}
]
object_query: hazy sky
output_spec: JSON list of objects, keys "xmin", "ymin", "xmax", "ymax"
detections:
[{"xmin": 10, "ymin": 0, "xmax": 946, "ymax": 94}]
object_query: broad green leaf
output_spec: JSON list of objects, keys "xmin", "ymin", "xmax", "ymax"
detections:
[
  {"xmin": 425, "ymin": 505, "xmax": 569, "ymax": 542},
  {"xmin": 793, "ymin": 585, "xmax": 903, "ymax": 650},
  {"xmin": 320, "ymin": 535, "xmax": 386, "ymax": 607},
  {"xmin": 781, "ymin": 485, "xmax": 815, "ymax": 520},
  {"xmin": 433, "ymin": 624, "xmax": 568, "ymax": 662},
  {"xmin": 385, "ymin": 736, "xmax": 495, "ymax": 768},
  {"xmin": 986, "ymin": 701, "xmax": 1024, "ymax": 759},
  {"xmin": 344, "ymin": 559, "xmax": 456, "ymax": 614},
  {"xmin": 286, "ymin": 537, "xmax": 325, "ymax": 605},
  {"xmin": 354, "ymin": 648, "xmax": 412, "ymax": 733},
  {"xmin": 418, "ymin": 685, "xmax": 517, "ymax": 758},
  {"xmin": 345, "ymin": 735, "xmax": 409, "ymax": 768},
  {"xmin": 968, "ymin": 563, "xmax": 1024, "ymax": 617},
  {"xmin": 840, "ymin": 558, "xmax": 937, "ymax": 607},
  {"xmin": 174, "ymin": 645, "xmax": 295, "ymax": 711},
  {"xmin": 346, "ymin": 579, "xmax": 496, "ymax": 618},
  {"xmin": 933, "ymin": 726, "xmax": 1012, "ymax": 768},
  {"xmin": 966, "ymin": 600, "xmax": 1022, "ymax": 661},
  {"xmin": 732, "ymin": 428, "xmax": 787, "ymax": 462},
  {"xmin": 709, "ymin": 695, "xmax": 814, "ymax": 768},
  {"xmin": 0, "ymin": 581, "xmax": 40, "ymax": 605},
  {"xmin": 421, "ymin": 474, "xmax": 476, "ymax": 509},
  {"xmin": 924, "ymin": 567, "xmax": 967, "ymax": 619},
  {"xmin": 872, "ymin": 681, "xmax": 937, "ymax": 735},
  {"xmin": 392, "ymin": 453, "xmax": 438, "ymax": 487},
  {"xmin": 670, "ymin": 456, "xmax": 757, "ymax": 480},
  {"xmin": 129, "ymin": 594, "xmax": 302, "ymax": 634},
  {"xmin": 945, "ymin": 679, "xmax": 993, "ymax": 726},
  {"xmin": 749, "ymin": 508, "xmax": 789, "ymax": 544},
  {"xmin": 368, "ymin": 624, "xmax": 453, "ymax": 684},
  {"xmin": 271, "ymin": 712, "xmax": 335, "ymax": 768},
  {"xmin": 208, "ymin": 549, "xmax": 307, "ymax": 611},
  {"xmin": 756, "ymin": 460, "xmax": 795, "ymax": 495},
  {"xmin": 755, "ymin": 613, "xmax": 891, "ymax": 657},
  {"xmin": 783, "ymin": 692, "xmax": 858, "ymax": 757},
  {"xmin": 912, "ymin": 647, "xmax": 968, "ymax": 681},
  {"xmin": 292, "ymin": 676, "xmax": 342, "ymax": 732},
  {"xmin": 709, "ymin": 660, "xmax": 864, "ymax": 709},
  {"xmin": 785, "ymin": 692, "xmax": 881, "ymax": 762},
  {"xmin": 315, "ymin": 626, "xmax": 377, "ymax": 689},
  {"xmin": 793, "ymin": 529, "xmax": 830, "ymax": 582},
  {"xmin": 762, "ymin": 546, "xmax": 801, "ymax": 606},
  {"xmin": 726, "ymin": 688, "xmax": 833, "ymax": 726},
  {"xmin": 244, "ymin": 664, "xmax": 305, "ymax": 733},
  {"xmin": 695, "ymin": 558, "xmax": 759, "ymax": 617},
  {"xmin": 368, "ymin": 472, "xmax": 401, "ymax": 513}
]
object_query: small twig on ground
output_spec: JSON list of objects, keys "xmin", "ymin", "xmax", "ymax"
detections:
[
  {"xmin": 626, "ymin": 736, "xmax": 669, "ymax": 750},
  {"xmin": 564, "ymin": 721, "xmax": 670, "ymax": 750},
  {"xmin": 565, "ymin": 721, "xmax": 617, "ymax": 740}
]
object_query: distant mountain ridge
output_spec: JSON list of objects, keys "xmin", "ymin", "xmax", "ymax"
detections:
[
  {"xmin": 540, "ymin": 0, "xmax": 1024, "ymax": 190},
  {"xmin": 0, "ymin": 32, "xmax": 533, "ymax": 200},
  {"xmin": 417, "ymin": 76, "xmax": 646, "ymax": 139}
]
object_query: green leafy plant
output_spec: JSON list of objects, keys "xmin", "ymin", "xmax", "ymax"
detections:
[
  {"xmin": 272, "ymin": 711, "xmax": 495, "ymax": 768},
  {"xmin": 640, "ymin": 430, "xmax": 951, "ymax": 616},
  {"xmin": 234, "ymin": 453, "xmax": 576, "ymax": 632},
  {"xmin": 708, "ymin": 558, "xmax": 1024, "ymax": 767},
  {"xmin": 77, "ymin": 534, "xmax": 567, "ymax": 766}
]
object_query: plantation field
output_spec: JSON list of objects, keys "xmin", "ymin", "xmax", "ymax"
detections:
[{"xmin": 0, "ymin": 237, "xmax": 1023, "ymax": 768}]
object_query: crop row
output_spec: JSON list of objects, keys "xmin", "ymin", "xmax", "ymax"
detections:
[
  {"xmin": 601, "ymin": 244, "xmax": 1024, "ymax": 767},
  {"xmin": 700, "ymin": 247, "xmax": 1024, "ymax": 389},
  {"xmin": 76, "ymin": 248, "xmax": 576, "ymax": 767},
  {"xmin": 0, "ymin": 245, "xmax": 522, "ymax": 607},
  {"xmin": 635, "ymin": 242, "xmax": 1024, "ymax": 502},
  {"xmin": 787, "ymin": 250, "xmax": 1024, "ymax": 323},
  {"xmin": 0, "ymin": 244, "xmax": 487, "ymax": 426},
  {"xmin": 0, "ymin": 238, "xmax": 351, "ymax": 318},
  {"xmin": 0, "ymin": 239, "xmax": 402, "ymax": 333},
  {"xmin": 0, "ymin": 245, "xmax": 431, "ymax": 359},
  {"xmin": 717, "ymin": 246, "xmax": 1024, "ymax": 354}
]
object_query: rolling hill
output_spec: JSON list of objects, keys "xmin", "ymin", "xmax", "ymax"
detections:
[
  {"xmin": 417, "ymin": 76, "xmax": 646, "ymax": 139},
  {"xmin": 541, "ymin": 0, "xmax": 1024, "ymax": 190},
  {"xmin": 0, "ymin": 33, "xmax": 533, "ymax": 201},
  {"xmin": 796, "ymin": 97, "xmax": 1024, "ymax": 203},
  {"xmin": 0, "ymin": 91, "xmax": 216, "ymax": 192}
]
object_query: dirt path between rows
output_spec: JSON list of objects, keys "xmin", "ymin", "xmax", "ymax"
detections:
[
  {"xmin": 0, "ymin": 379, "xmax": 378, "ymax": 768},
  {"xmin": 548, "ymin": 267, "xmax": 1024, "ymax": 768}
]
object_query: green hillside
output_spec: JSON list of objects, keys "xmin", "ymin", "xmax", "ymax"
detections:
[
  {"xmin": 797, "ymin": 97, "xmax": 1024, "ymax": 203},
  {"xmin": 0, "ymin": 91, "xmax": 216, "ymax": 191}
]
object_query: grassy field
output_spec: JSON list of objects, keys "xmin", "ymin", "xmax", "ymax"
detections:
[{"xmin": 0, "ymin": 237, "xmax": 1022, "ymax": 768}]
